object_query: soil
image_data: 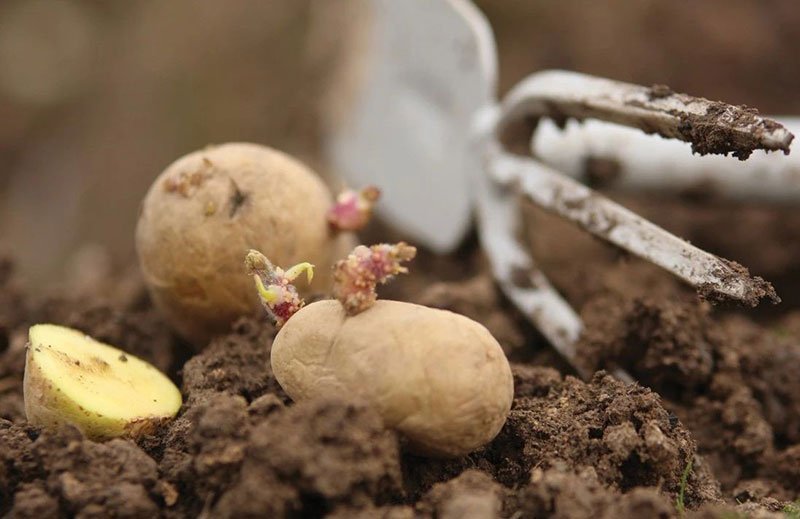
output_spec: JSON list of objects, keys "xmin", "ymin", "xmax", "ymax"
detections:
[
  {"xmin": 1, "ymin": 189, "xmax": 800, "ymax": 518},
  {"xmin": 674, "ymin": 101, "xmax": 792, "ymax": 160},
  {"xmin": 3, "ymin": 3, "xmax": 800, "ymax": 514}
]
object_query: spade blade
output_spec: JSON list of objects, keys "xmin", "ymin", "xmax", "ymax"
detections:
[{"xmin": 327, "ymin": 0, "xmax": 497, "ymax": 252}]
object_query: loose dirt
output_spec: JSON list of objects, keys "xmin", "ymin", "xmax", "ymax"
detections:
[{"xmin": 2, "ymin": 193, "xmax": 799, "ymax": 517}]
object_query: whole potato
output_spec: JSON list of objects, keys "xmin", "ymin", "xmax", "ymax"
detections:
[
  {"xmin": 271, "ymin": 299, "xmax": 514, "ymax": 457},
  {"xmin": 136, "ymin": 143, "xmax": 353, "ymax": 346}
]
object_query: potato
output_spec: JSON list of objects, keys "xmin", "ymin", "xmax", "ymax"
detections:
[
  {"xmin": 271, "ymin": 299, "xmax": 514, "ymax": 457},
  {"xmin": 24, "ymin": 324, "xmax": 181, "ymax": 440},
  {"xmin": 136, "ymin": 142, "xmax": 354, "ymax": 345}
]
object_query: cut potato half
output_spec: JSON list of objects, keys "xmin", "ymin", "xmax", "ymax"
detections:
[{"xmin": 24, "ymin": 324, "xmax": 182, "ymax": 440}]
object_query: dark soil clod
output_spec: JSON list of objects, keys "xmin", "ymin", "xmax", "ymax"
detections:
[{"xmin": 676, "ymin": 102, "xmax": 794, "ymax": 160}]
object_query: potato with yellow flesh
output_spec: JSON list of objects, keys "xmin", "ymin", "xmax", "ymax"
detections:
[
  {"xmin": 136, "ymin": 142, "xmax": 354, "ymax": 346},
  {"xmin": 271, "ymin": 300, "xmax": 514, "ymax": 457},
  {"xmin": 24, "ymin": 324, "xmax": 182, "ymax": 440}
]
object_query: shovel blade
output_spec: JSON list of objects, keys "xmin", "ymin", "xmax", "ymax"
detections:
[{"xmin": 327, "ymin": 0, "xmax": 497, "ymax": 252}]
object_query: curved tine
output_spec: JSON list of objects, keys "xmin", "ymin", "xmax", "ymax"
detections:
[
  {"xmin": 533, "ymin": 118, "xmax": 800, "ymax": 204},
  {"xmin": 486, "ymin": 139, "xmax": 778, "ymax": 307},
  {"xmin": 476, "ymin": 139, "xmax": 634, "ymax": 383},
  {"xmin": 498, "ymin": 70, "xmax": 793, "ymax": 158},
  {"xmin": 474, "ymin": 166, "xmax": 589, "ymax": 379},
  {"xmin": 473, "ymin": 109, "xmax": 634, "ymax": 382}
]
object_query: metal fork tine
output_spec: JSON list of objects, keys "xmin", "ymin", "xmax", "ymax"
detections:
[
  {"xmin": 475, "ymin": 165, "xmax": 589, "ymax": 379},
  {"xmin": 499, "ymin": 70, "xmax": 794, "ymax": 159},
  {"xmin": 485, "ymin": 139, "xmax": 779, "ymax": 306},
  {"xmin": 473, "ymin": 71, "xmax": 792, "ymax": 380},
  {"xmin": 531, "ymin": 118, "xmax": 800, "ymax": 204},
  {"xmin": 476, "ymin": 134, "xmax": 634, "ymax": 382}
]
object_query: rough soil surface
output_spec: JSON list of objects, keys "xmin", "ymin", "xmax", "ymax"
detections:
[
  {"xmin": 523, "ymin": 192, "xmax": 800, "ymax": 515},
  {"xmin": 2, "ymin": 203, "xmax": 800, "ymax": 518},
  {"xmin": 0, "ymin": 262, "xmax": 703, "ymax": 517},
  {"xmin": 2, "ymin": 169, "xmax": 800, "ymax": 519},
  {"xmin": 2, "ymin": 0, "xmax": 800, "ymax": 516},
  {"xmin": 0, "ymin": 260, "xmax": 708, "ymax": 518}
]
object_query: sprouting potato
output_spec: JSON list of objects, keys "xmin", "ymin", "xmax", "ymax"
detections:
[
  {"xmin": 272, "ymin": 299, "xmax": 514, "ymax": 457},
  {"xmin": 135, "ymin": 142, "xmax": 357, "ymax": 345},
  {"xmin": 24, "ymin": 324, "xmax": 182, "ymax": 440},
  {"xmin": 248, "ymin": 243, "xmax": 514, "ymax": 457}
]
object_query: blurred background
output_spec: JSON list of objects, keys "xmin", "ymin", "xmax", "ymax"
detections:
[{"xmin": 1, "ymin": 0, "xmax": 799, "ymax": 286}]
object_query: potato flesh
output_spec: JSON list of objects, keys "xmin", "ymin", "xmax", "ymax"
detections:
[
  {"xmin": 24, "ymin": 324, "xmax": 181, "ymax": 439},
  {"xmin": 271, "ymin": 300, "xmax": 514, "ymax": 457}
]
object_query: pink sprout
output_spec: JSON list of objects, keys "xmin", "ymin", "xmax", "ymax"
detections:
[
  {"xmin": 327, "ymin": 186, "xmax": 381, "ymax": 232},
  {"xmin": 333, "ymin": 242, "xmax": 416, "ymax": 315}
]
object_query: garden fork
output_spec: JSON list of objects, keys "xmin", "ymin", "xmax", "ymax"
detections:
[{"xmin": 327, "ymin": 0, "xmax": 794, "ymax": 380}]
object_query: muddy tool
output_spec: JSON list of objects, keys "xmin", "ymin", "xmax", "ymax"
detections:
[{"xmin": 328, "ymin": 0, "xmax": 794, "ymax": 381}]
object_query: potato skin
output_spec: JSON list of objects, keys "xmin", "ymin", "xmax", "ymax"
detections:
[
  {"xmin": 272, "ymin": 300, "xmax": 514, "ymax": 457},
  {"xmin": 135, "ymin": 143, "xmax": 353, "ymax": 346}
]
